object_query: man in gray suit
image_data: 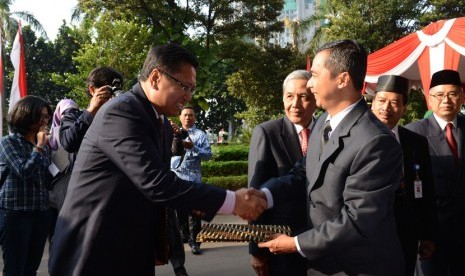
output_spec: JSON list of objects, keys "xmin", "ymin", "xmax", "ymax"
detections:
[
  {"xmin": 248, "ymin": 70, "xmax": 316, "ymax": 276},
  {"xmin": 406, "ymin": 69, "xmax": 465, "ymax": 276},
  {"xmin": 257, "ymin": 40, "xmax": 404, "ymax": 275}
]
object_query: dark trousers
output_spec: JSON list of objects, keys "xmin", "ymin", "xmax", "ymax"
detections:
[
  {"xmin": 0, "ymin": 208, "xmax": 51, "ymax": 276},
  {"xmin": 178, "ymin": 213, "xmax": 201, "ymax": 247},
  {"xmin": 168, "ymin": 209, "xmax": 186, "ymax": 273},
  {"xmin": 417, "ymin": 239, "xmax": 465, "ymax": 276}
]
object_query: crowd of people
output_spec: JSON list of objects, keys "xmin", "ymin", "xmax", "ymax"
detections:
[{"xmin": 0, "ymin": 40, "xmax": 463, "ymax": 276}]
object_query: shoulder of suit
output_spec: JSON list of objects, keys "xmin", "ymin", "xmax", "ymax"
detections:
[
  {"xmin": 399, "ymin": 126, "xmax": 428, "ymax": 143},
  {"xmin": 404, "ymin": 118, "xmax": 430, "ymax": 135}
]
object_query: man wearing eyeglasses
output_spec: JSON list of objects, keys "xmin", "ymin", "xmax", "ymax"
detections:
[
  {"xmin": 49, "ymin": 43, "xmax": 266, "ymax": 276},
  {"xmin": 406, "ymin": 69, "xmax": 465, "ymax": 276}
]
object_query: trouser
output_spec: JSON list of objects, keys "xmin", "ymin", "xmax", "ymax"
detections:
[
  {"xmin": 0, "ymin": 208, "xmax": 52, "ymax": 276},
  {"xmin": 168, "ymin": 209, "xmax": 186, "ymax": 273},
  {"xmin": 178, "ymin": 213, "xmax": 201, "ymax": 247}
]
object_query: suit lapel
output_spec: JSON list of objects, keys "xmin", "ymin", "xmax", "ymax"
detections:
[
  {"xmin": 426, "ymin": 115, "xmax": 450, "ymax": 157},
  {"xmin": 456, "ymin": 115, "xmax": 465, "ymax": 159},
  {"xmin": 307, "ymin": 100, "xmax": 368, "ymax": 192},
  {"xmin": 281, "ymin": 117, "xmax": 303, "ymax": 162},
  {"xmin": 130, "ymin": 83, "xmax": 166, "ymax": 157}
]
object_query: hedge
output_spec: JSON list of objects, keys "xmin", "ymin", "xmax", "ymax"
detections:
[
  {"xmin": 210, "ymin": 144, "xmax": 249, "ymax": 161},
  {"xmin": 203, "ymin": 175, "xmax": 248, "ymax": 191},
  {"xmin": 202, "ymin": 160, "xmax": 248, "ymax": 177}
]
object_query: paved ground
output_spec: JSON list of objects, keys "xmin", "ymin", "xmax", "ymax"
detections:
[{"xmin": 0, "ymin": 214, "xmax": 256, "ymax": 276}]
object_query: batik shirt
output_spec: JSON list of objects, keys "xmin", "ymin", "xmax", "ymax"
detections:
[
  {"xmin": 171, "ymin": 126, "xmax": 212, "ymax": 183},
  {"xmin": 0, "ymin": 133, "xmax": 51, "ymax": 211}
]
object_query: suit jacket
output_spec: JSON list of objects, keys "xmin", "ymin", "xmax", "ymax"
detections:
[
  {"xmin": 263, "ymin": 100, "xmax": 404, "ymax": 275},
  {"xmin": 406, "ymin": 114, "xmax": 465, "ymax": 245},
  {"xmin": 395, "ymin": 126, "xmax": 437, "ymax": 275},
  {"xmin": 49, "ymin": 83, "xmax": 226, "ymax": 276},
  {"xmin": 248, "ymin": 116, "xmax": 309, "ymax": 275}
]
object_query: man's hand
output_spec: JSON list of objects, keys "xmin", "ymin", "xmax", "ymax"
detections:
[
  {"xmin": 87, "ymin": 85, "xmax": 112, "ymax": 115},
  {"xmin": 418, "ymin": 240, "xmax": 435, "ymax": 260},
  {"xmin": 251, "ymin": 254, "xmax": 269, "ymax": 276},
  {"xmin": 233, "ymin": 188, "xmax": 267, "ymax": 221},
  {"xmin": 258, "ymin": 234, "xmax": 297, "ymax": 254}
]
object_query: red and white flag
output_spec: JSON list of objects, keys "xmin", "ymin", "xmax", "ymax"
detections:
[
  {"xmin": 8, "ymin": 21, "xmax": 27, "ymax": 113},
  {"xmin": 0, "ymin": 28, "xmax": 4, "ymax": 135}
]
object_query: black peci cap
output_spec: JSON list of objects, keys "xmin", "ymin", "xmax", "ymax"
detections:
[
  {"xmin": 375, "ymin": 75, "xmax": 409, "ymax": 96},
  {"xmin": 430, "ymin": 69, "xmax": 462, "ymax": 89}
]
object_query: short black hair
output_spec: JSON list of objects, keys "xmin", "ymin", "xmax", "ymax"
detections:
[
  {"xmin": 316, "ymin": 39, "xmax": 367, "ymax": 91},
  {"xmin": 139, "ymin": 43, "xmax": 199, "ymax": 81},
  {"xmin": 86, "ymin": 66, "xmax": 124, "ymax": 97},
  {"xmin": 8, "ymin": 96, "xmax": 52, "ymax": 135},
  {"xmin": 179, "ymin": 106, "xmax": 195, "ymax": 115}
]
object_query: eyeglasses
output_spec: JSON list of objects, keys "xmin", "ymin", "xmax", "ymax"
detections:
[
  {"xmin": 429, "ymin": 91, "xmax": 462, "ymax": 102},
  {"xmin": 158, "ymin": 69, "xmax": 196, "ymax": 95}
]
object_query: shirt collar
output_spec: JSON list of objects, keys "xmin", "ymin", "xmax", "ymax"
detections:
[
  {"xmin": 433, "ymin": 113, "xmax": 457, "ymax": 131},
  {"xmin": 326, "ymin": 98, "xmax": 362, "ymax": 132}
]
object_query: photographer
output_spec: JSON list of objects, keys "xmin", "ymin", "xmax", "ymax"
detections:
[
  {"xmin": 171, "ymin": 106, "xmax": 212, "ymax": 255},
  {"xmin": 46, "ymin": 67, "xmax": 125, "ymax": 249},
  {"xmin": 59, "ymin": 66, "xmax": 124, "ymax": 168}
]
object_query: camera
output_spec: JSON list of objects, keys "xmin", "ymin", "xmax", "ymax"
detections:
[
  {"xmin": 110, "ymin": 78, "xmax": 124, "ymax": 97},
  {"xmin": 171, "ymin": 129, "xmax": 189, "ymax": 156}
]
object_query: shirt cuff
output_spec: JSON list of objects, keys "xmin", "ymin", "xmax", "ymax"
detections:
[
  {"xmin": 295, "ymin": 236, "xmax": 307, "ymax": 257},
  {"xmin": 261, "ymin": 188, "xmax": 273, "ymax": 209},
  {"xmin": 217, "ymin": 190, "xmax": 236, "ymax": 214}
]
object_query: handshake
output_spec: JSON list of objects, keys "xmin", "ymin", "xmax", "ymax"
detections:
[{"xmin": 232, "ymin": 188, "xmax": 267, "ymax": 221}]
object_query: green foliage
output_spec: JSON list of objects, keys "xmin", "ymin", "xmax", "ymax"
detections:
[
  {"xmin": 210, "ymin": 144, "xmax": 249, "ymax": 161},
  {"xmin": 418, "ymin": 0, "xmax": 465, "ymax": 26},
  {"xmin": 226, "ymin": 43, "xmax": 305, "ymax": 127},
  {"xmin": 63, "ymin": 15, "xmax": 152, "ymax": 107},
  {"xmin": 202, "ymin": 160, "xmax": 248, "ymax": 177},
  {"xmin": 314, "ymin": 0, "xmax": 424, "ymax": 53},
  {"xmin": 400, "ymin": 89, "xmax": 428, "ymax": 125},
  {"xmin": 203, "ymin": 175, "xmax": 248, "ymax": 191}
]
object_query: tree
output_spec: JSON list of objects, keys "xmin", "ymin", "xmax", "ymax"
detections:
[
  {"xmin": 418, "ymin": 0, "xmax": 465, "ymax": 25},
  {"xmin": 226, "ymin": 43, "xmax": 305, "ymax": 129},
  {"xmin": 0, "ymin": 0, "xmax": 47, "ymax": 42}
]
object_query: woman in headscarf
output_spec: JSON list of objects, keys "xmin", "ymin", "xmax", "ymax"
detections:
[{"xmin": 49, "ymin": 99, "xmax": 79, "ymax": 151}]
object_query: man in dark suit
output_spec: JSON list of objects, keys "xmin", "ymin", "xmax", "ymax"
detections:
[
  {"xmin": 248, "ymin": 70, "xmax": 316, "ymax": 276},
  {"xmin": 406, "ymin": 69, "xmax": 465, "ymax": 276},
  {"xmin": 371, "ymin": 75, "xmax": 437, "ymax": 276},
  {"xmin": 48, "ymin": 43, "xmax": 266, "ymax": 276},
  {"xmin": 257, "ymin": 40, "xmax": 405, "ymax": 275}
]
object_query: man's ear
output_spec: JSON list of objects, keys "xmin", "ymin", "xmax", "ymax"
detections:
[
  {"xmin": 401, "ymin": 104, "xmax": 407, "ymax": 116},
  {"xmin": 88, "ymin": 85, "xmax": 96, "ymax": 96},
  {"xmin": 150, "ymin": 69, "xmax": 161, "ymax": 90},
  {"xmin": 337, "ymin": 72, "xmax": 350, "ymax": 89}
]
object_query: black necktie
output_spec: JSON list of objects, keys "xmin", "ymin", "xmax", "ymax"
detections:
[
  {"xmin": 320, "ymin": 120, "xmax": 331, "ymax": 156},
  {"xmin": 322, "ymin": 120, "xmax": 332, "ymax": 145}
]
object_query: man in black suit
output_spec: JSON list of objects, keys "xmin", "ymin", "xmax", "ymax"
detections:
[
  {"xmin": 257, "ymin": 40, "xmax": 405, "ymax": 275},
  {"xmin": 48, "ymin": 43, "xmax": 266, "ymax": 276},
  {"xmin": 371, "ymin": 75, "xmax": 437, "ymax": 276},
  {"xmin": 248, "ymin": 70, "xmax": 316, "ymax": 276},
  {"xmin": 406, "ymin": 69, "xmax": 465, "ymax": 276}
]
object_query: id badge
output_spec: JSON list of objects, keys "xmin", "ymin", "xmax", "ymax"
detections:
[{"xmin": 414, "ymin": 180, "xmax": 423, "ymax": 199}]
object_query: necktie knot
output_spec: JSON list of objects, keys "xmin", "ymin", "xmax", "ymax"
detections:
[{"xmin": 301, "ymin": 128, "xmax": 310, "ymax": 155}]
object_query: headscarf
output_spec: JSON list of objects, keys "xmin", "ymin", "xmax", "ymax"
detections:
[{"xmin": 49, "ymin": 99, "xmax": 79, "ymax": 150}]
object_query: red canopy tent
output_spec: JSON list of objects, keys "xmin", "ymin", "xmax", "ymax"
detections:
[{"xmin": 365, "ymin": 17, "xmax": 465, "ymax": 97}]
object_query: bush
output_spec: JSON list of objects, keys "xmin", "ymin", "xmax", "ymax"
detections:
[
  {"xmin": 202, "ymin": 160, "xmax": 248, "ymax": 177},
  {"xmin": 203, "ymin": 175, "xmax": 248, "ymax": 190},
  {"xmin": 211, "ymin": 144, "xmax": 249, "ymax": 161}
]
